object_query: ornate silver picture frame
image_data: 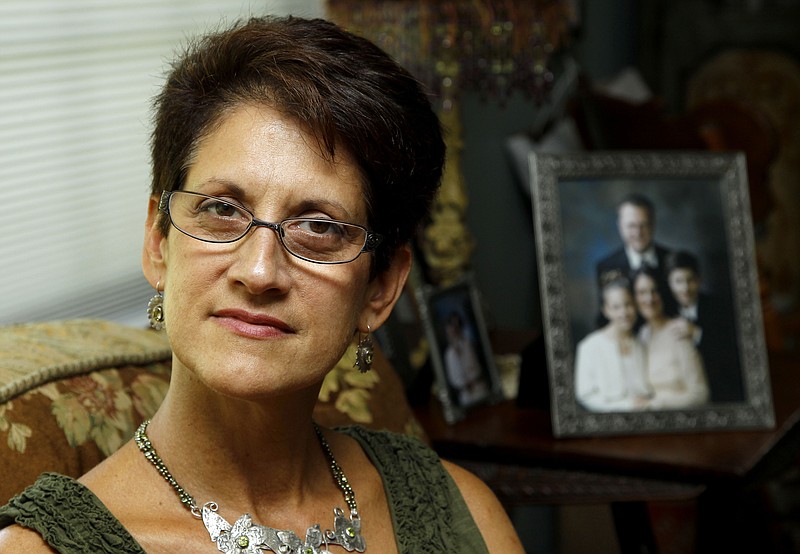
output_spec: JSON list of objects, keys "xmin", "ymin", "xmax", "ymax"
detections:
[{"xmin": 530, "ymin": 151, "xmax": 774, "ymax": 437}]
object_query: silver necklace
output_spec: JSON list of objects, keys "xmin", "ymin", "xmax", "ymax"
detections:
[{"xmin": 134, "ymin": 419, "xmax": 366, "ymax": 554}]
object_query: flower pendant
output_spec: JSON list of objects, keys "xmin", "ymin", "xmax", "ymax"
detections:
[{"xmin": 202, "ymin": 502, "xmax": 366, "ymax": 553}]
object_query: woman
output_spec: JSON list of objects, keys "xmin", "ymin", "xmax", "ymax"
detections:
[
  {"xmin": 632, "ymin": 266, "xmax": 709, "ymax": 409},
  {"xmin": 575, "ymin": 272, "xmax": 652, "ymax": 412},
  {"xmin": 0, "ymin": 16, "xmax": 523, "ymax": 553}
]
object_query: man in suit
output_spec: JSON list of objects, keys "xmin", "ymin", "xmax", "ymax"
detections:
[
  {"xmin": 665, "ymin": 250, "xmax": 745, "ymax": 403},
  {"xmin": 595, "ymin": 193, "xmax": 674, "ymax": 324}
]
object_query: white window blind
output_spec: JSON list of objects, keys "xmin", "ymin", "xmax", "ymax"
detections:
[{"xmin": 0, "ymin": 0, "xmax": 323, "ymax": 326}]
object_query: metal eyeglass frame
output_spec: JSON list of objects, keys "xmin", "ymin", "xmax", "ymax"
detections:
[{"xmin": 159, "ymin": 190, "xmax": 383, "ymax": 265}]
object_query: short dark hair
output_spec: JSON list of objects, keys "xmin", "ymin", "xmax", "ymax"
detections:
[
  {"xmin": 617, "ymin": 193, "xmax": 655, "ymax": 222},
  {"xmin": 630, "ymin": 264, "xmax": 662, "ymax": 290},
  {"xmin": 631, "ymin": 264, "xmax": 679, "ymax": 317},
  {"xmin": 665, "ymin": 250, "xmax": 701, "ymax": 277},
  {"xmin": 150, "ymin": 16, "xmax": 445, "ymax": 273}
]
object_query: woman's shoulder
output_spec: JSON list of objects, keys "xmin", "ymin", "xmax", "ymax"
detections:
[
  {"xmin": 337, "ymin": 427, "xmax": 474, "ymax": 544},
  {"xmin": 440, "ymin": 460, "xmax": 525, "ymax": 552},
  {"xmin": 337, "ymin": 426, "xmax": 524, "ymax": 552},
  {"xmin": 0, "ymin": 473, "xmax": 86, "ymax": 553},
  {"xmin": 0, "ymin": 523, "xmax": 55, "ymax": 553},
  {"xmin": 0, "ymin": 472, "xmax": 143, "ymax": 554},
  {"xmin": 578, "ymin": 328, "xmax": 611, "ymax": 351},
  {"xmin": 0, "ymin": 473, "xmax": 84, "ymax": 520}
]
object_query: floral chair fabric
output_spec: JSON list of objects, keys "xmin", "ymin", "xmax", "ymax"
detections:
[{"xmin": 0, "ymin": 319, "xmax": 424, "ymax": 504}]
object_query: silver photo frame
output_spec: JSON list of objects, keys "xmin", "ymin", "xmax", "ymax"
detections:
[{"xmin": 530, "ymin": 151, "xmax": 774, "ymax": 437}]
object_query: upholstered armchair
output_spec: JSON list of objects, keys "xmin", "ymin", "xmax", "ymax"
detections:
[{"xmin": 0, "ymin": 319, "xmax": 424, "ymax": 504}]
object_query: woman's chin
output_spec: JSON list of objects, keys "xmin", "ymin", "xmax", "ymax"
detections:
[{"xmin": 207, "ymin": 373, "xmax": 320, "ymax": 404}]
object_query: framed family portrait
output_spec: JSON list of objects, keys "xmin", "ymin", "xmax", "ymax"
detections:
[
  {"xmin": 530, "ymin": 151, "xmax": 774, "ymax": 437},
  {"xmin": 416, "ymin": 275, "xmax": 503, "ymax": 423}
]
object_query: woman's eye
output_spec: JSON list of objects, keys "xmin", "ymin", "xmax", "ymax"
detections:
[
  {"xmin": 200, "ymin": 199, "xmax": 241, "ymax": 218},
  {"xmin": 301, "ymin": 220, "xmax": 342, "ymax": 235}
]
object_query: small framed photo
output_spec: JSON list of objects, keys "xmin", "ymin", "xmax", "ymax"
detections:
[
  {"xmin": 416, "ymin": 275, "xmax": 503, "ymax": 423},
  {"xmin": 530, "ymin": 151, "xmax": 774, "ymax": 437}
]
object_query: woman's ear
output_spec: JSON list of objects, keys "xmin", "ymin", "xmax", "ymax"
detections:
[
  {"xmin": 142, "ymin": 195, "xmax": 167, "ymax": 288},
  {"xmin": 359, "ymin": 245, "xmax": 413, "ymax": 331}
]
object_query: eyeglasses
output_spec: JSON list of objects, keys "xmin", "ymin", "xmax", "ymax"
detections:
[{"xmin": 159, "ymin": 190, "xmax": 382, "ymax": 264}]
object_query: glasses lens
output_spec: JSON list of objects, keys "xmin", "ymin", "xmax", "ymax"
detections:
[
  {"xmin": 169, "ymin": 192, "xmax": 251, "ymax": 242},
  {"xmin": 281, "ymin": 219, "xmax": 367, "ymax": 263}
]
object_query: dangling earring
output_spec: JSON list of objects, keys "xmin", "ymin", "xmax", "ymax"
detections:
[
  {"xmin": 147, "ymin": 282, "xmax": 165, "ymax": 331},
  {"xmin": 354, "ymin": 325, "xmax": 374, "ymax": 373}
]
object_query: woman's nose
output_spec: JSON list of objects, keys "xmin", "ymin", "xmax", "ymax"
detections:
[{"xmin": 228, "ymin": 226, "xmax": 290, "ymax": 294}]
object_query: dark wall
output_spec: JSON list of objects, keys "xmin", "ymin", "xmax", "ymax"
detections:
[
  {"xmin": 461, "ymin": 92, "xmax": 541, "ymax": 330},
  {"xmin": 460, "ymin": 0, "xmax": 639, "ymax": 330}
]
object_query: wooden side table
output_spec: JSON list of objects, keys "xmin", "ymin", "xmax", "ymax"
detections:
[{"xmin": 414, "ymin": 349, "xmax": 800, "ymax": 553}]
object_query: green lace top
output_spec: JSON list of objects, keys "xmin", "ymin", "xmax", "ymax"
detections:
[{"xmin": 0, "ymin": 426, "xmax": 488, "ymax": 553}]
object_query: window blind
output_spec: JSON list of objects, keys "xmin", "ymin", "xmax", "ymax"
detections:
[{"xmin": 0, "ymin": 0, "xmax": 322, "ymax": 326}]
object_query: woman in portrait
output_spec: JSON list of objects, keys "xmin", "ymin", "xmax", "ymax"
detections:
[
  {"xmin": 633, "ymin": 266, "xmax": 710, "ymax": 410},
  {"xmin": 443, "ymin": 311, "xmax": 488, "ymax": 407},
  {"xmin": 575, "ymin": 272, "xmax": 652, "ymax": 412},
  {"xmin": 0, "ymin": 16, "xmax": 522, "ymax": 553}
]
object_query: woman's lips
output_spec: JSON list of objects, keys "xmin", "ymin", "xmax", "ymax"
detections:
[{"xmin": 212, "ymin": 309, "xmax": 294, "ymax": 339}]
